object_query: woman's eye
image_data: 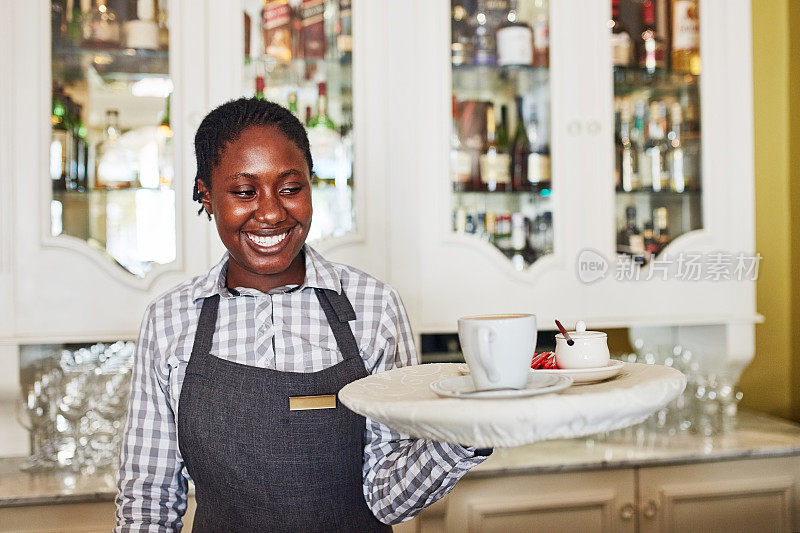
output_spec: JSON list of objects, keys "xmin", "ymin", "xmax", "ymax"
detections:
[
  {"xmin": 232, "ymin": 190, "xmax": 255, "ymax": 197},
  {"xmin": 280, "ymin": 186, "xmax": 303, "ymax": 195}
]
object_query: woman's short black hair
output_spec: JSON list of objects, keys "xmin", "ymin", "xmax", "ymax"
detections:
[{"xmin": 192, "ymin": 97, "xmax": 313, "ymax": 218}]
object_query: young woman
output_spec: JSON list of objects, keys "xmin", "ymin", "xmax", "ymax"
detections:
[{"xmin": 115, "ymin": 98, "xmax": 491, "ymax": 532}]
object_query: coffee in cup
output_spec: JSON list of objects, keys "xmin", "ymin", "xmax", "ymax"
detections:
[{"xmin": 458, "ymin": 314, "xmax": 537, "ymax": 390}]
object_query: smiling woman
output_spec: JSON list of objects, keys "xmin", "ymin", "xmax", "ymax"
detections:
[
  {"xmin": 114, "ymin": 98, "xmax": 492, "ymax": 532},
  {"xmin": 197, "ymin": 125, "xmax": 313, "ymax": 292}
]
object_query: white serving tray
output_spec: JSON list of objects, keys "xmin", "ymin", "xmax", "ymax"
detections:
[{"xmin": 338, "ymin": 362, "xmax": 685, "ymax": 448}]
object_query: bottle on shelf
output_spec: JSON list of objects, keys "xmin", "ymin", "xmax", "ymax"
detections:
[
  {"xmin": 610, "ymin": 0, "xmax": 633, "ymax": 68},
  {"xmin": 50, "ymin": 87, "xmax": 69, "ymax": 191},
  {"xmin": 451, "ymin": 0, "xmax": 474, "ymax": 66},
  {"xmin": 479, "ymin": 105, "xmax": 511, "ymax": 192},
  {"xmin": 666, "ymin": 101, "xmax": 686, "ymax": 192},
  {"xmin": 122, "ymin": 0, "xmax": 160, "ymax": 50},
  {"xmin": 82, "ymin": 0, "xmax": 121, "ymax": 49},
  {"xmin": 262, "ymin": 0, "xmax": 293, "ymax": 62},
  {"xmin": 304, "ymin": 105, "xmax": 313, "ymax": 127},
  {"xmin": 451, "ymin": 96, "xmax": 473, "ymax": 191},
  {"xmin": 654, "ymin": 206, "xmax": 671, "ymax": 251},
  {"xmin": 496, "ymin": 0, "xmax": 533, "ymax": 67},
  {"xmin": 66, "ymin": 0, "xmax": 84, "ymax": 46},
  {"xmin": 496, "ymin": 104, "xmax": 509, "ymax": 152},
  {"xmin": 616, "ymin": 98, "xmax": 639, "ymax": 192},
  {"xmin": 526, "ymin": 108, "xmax": 550, "ymax": 187},
  {"xmin": 671, "ymin": 0, "xmax": 700, "ymax": 75},
  {"xmin": 472, "ymin": 0, "xmax": 509, "ymax": 66},
  {"xmin": 337, "ymin": 0, "xmax": 353, "ymax": 62},
  {"xmin": 306, "ymin": 82, "xmax": 343, "ymax": 186},
  {"xmin": 52, "ymin": 0, "xmax": 67, "ymax": 48},
  {"xmin": 530, "ymin": 0, "xmax": 549, "ymax": 67},
  {"xmin": 95, "ymin": 109, "xmax": 139, "ymax": 189},
  {"xmin": 511, "ymin": 96, "xmax": 531, "ymax": 191},
  {"xmin": 644, "ymin": 100, "xmax": 668, "ymax": 192},
  {"xmin": 618, "ymin": 206, "xmax": 645, "ymax": 262},
  {"xmin": 639, "ymin": 0, "xmax": 666, "ymax": 74},
  {"xmin": 255, "ymin": 76, "xmax": 266, "ymax": 100},
  {"xmin": 510, "ymin": 212, "xmax": 537, "ymax": 269},
  {"xmin": 300, "ymin": 0, "xmax": 325, "ymax": 59},
  {"xmin": 643, "ymin": 220, "xmax": 658, "ymax": 256},
  {"xmin": 287, "ymin": 91, "xmax": 299, "ymax": 117}
]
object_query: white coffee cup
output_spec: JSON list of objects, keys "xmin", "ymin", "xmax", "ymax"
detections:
[{"xmin": 458, "ymin": 314, "xmax": 537, "ymax": 390}]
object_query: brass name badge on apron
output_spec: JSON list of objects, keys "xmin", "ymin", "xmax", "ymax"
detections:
[{"xmin": 289, "ymin": 395, "xmax": 337, "ymax": 411}]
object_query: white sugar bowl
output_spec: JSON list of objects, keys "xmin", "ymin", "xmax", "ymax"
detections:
[{"xmin": 555, "ymin": 321, "xmax": 610, "ymax": 369}]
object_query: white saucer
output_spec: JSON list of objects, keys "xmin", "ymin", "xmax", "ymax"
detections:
[
  {"xmin": 532, "ymin": 360, "xmax": 626, "ymax": 384},
  {"xmin": 430, "ymin": 373, "xmax": 573, "ymax": 399}
]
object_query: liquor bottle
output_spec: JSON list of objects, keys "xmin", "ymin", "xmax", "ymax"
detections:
[
  {"xmin": 671, "ymin": 0, "xmax": 700, "ymax": 75},
  {"xmin": 645, "ymin": 101, "xmax": 667, "ymax": 192},
  {"xmin": 530, "ymin": 0, "xmax": 549, "ymax": 67},
  {"xmin": 244, "ymin": 11, "xmax": 252, "ymax": 60},
  {"xmin": 526, "ymin": 109, "xmax": 550, "ymax": 186},
  {"xmin": 50, "ymin": 88, "xmax": 68, "ymax": 191},
  {"xmin": 255, "ymin": 76, "xmax": 266, "ymax": 100},
  {"xmin": 642, "ymin": 221, "xmax": 657, "ymax": 255},
  {"xmin": 510, "ymin": 213, "xmax": 537, "ymax": 269},
  {"xmin": 654, "ymin": 206, "xmax": 671, "ymax": 251},
  {"xmin": 337, "ymin": 0, "xmax": 353, "ymax": 63},
  {"xmin": 95, "ymin": 109, "xmax": 138, "ymax": 188},
  {"xmin": 496, "ymin": 0, "xmax": 533, "ymax": 66},
  {"xmin": 307, "ymin": 82, "xmax": 341, "ymax": 184},
  {"xmin": 123, "ymin": 0, "xmax": 160, "ymax": 50},
  {"xmin": 300, "ymin": 0, "xmax": 325, "ymax": 59},
  {"xmin": 666, "ymin": 102, "xmax": 686, "ymax": 192},
  {"xmin": 52, "ymin": 0, "xmax": 67, "ymax": 48},
  {"xmin": 454, "ymin": 207, "xmax": 467, "ymax": 233},
  {"xmin": 288, "ymin": 91, "xmax": 299, "ymax": 117},
  {"xmin": 308, "ymin": 82, "xmax": 335, "ymax": 129},
  {"xmin": 262, "ymin": 0, "xmax": 293, "ymax": 61},
  {"xmin": 618, "ymin": 206, "xmax": 645, "ymax": 258},
  {"xmin": 304, "ymin": 105, "xmax": 312, "ymax": 127},
  {"xmin": 496, "ymin": 104, "xmax": 509, "ymax": 151},
  {"xmin": 639, "ymin": 0, "xmax": 666, "ymax": 74},
  {"xmin": 66, "ymin": 0, "xmax": 84, "ymax": 45},
  {"xmin": 479, "ymin": 105, "xmax": 511, "ymax": 192},
  {"xmin": 472, "ymin": 0, "xmax": 496, "ymax": 65},
  {"xmin": 451, "ymin": 0, "xmax": 474, "ymax": 66},
  {"xmin": 617, "ymin": 98, "xmax": 638, "ymax": 192},
  {"xmin": 511, "ymin": 96, "xmax": 531, "ymax": 191},
  {"xmin": 610, "ymin": 0, "xmax": 633, "ymax": 68},
  {"xmin": 82, "ymin": 0, "xmax": 121, "ymax": 48},
  {"xmin": 451, "ymin": 97, "xmax": 473, "ymax": 191}
]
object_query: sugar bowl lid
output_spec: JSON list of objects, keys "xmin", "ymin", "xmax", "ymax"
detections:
[{"xmin": 555, "ymin": 320, "xmax": 607, "ymax": 340}]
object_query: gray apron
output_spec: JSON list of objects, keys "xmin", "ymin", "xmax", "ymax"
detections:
[{"xmin": 178, "ymin": 288, "xmax": 392, "ymax": 532}]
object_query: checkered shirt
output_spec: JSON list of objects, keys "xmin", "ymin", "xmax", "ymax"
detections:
[{"xmin": 115, "ymin": 245, "xmax": 486, "ymax": 531}]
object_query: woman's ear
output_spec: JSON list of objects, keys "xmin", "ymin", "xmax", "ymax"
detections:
[{"xmin": 197, "ymin": 179, "xmax": 213, "ymax": 216}]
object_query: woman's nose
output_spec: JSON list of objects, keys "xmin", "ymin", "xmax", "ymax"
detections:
[{"xmin": 254, "ymin": 192, "xmax": 286, "ymax": 224}]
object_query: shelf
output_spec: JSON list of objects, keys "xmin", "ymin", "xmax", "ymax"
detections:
[
  {"xmin": 615, "ymin": 189, "xmax": 701, "ymax": 197},
  {"xmin": 453, "ymin": 187, "xmax": 553, "ymax": 197},
  {"xmin": 453, "ymin": 64, "xmax": 549, "ymax": 94},
  {"xmin": 53, "ymin": 186, "xmax": 174, "ymax": 196},
  {"xmin": 614, "ymin": 66, "xmax": 699, "ymax": 96},
  {"xmin": 53, "ymin": 45, "xmax": 169, "ymax": 79}
]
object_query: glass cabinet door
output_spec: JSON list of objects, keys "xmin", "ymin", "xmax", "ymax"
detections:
[
  {"xmin": 450, "ymin": 0, "xmax": 553, "ymax": 271},
  {"xmin": 242, "ymin": 0, "xmax": 354, "ymax": 244},
  {"xmin": 50, "ymin": 0, "xmax": 176, "ymax": 278},
  {"xmin": 611, "ymin": 0, "xmax": 701, "ymax": 264}
]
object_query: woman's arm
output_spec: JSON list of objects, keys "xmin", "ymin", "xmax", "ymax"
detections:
[
  {"xmin": 362, "ymin": 288, "xmax": 489, "ymax": 525},
  {"xmin": 115, "ymin": 306, "xmax": 189, "ymax": 532}
]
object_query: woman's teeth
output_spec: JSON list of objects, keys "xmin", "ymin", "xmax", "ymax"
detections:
[{"xmin": 246, "ymin": 231, "xmax": 289, "ymax": 247}]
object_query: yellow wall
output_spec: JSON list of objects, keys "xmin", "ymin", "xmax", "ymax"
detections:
[{"xmin": 738, "ymin": 0, "xmax": 799, "ymax": 420}]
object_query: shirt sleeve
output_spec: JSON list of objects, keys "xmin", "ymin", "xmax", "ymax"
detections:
[
  {"xmin": 115, "ymin": 305, "xmax": 189, "ymax": 532},
  {"xmin": 362, "ymin": 288, "xmax": 488, "ymax": 525}
]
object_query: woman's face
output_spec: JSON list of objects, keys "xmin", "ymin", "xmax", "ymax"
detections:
[{"xmin": 198, "ymin": 125, "xmax": 312, "ymax": 291}]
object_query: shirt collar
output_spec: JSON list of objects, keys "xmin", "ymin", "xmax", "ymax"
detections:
[{"xmin": 190, "ymin": 244, "xmax": 341, "ymax": 302}]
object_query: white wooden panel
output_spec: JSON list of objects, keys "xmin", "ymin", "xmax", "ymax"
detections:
[
  {"xmin": 639, "ymin": 457, "xmax": 800, "ymax": 533},
  {"xmin": 443, "ymin": 469, "xmax": 635, "ymax": 533}
]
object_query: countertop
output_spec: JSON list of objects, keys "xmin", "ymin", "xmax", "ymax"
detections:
[{"xmin": 2, "ymin": 410, "xmax": 800, "ymax": 507}]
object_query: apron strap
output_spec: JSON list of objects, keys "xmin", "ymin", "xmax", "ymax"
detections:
[
  {"xmin": 315, "ymin": 288, "xmax": 360, "ymax": 361},
  {"xmin": 191, "ymin": 294, "xmax": 220, "ymax": 358}
]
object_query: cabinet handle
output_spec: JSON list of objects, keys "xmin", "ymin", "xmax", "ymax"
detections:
[
  {"xmin": 619, "ymin": 503, "xmax": 635, "ymax": 520},
  {"xmin": 587, "ymin": 120, "xmax": 601, "ymax": 135},
  {"xmin": 643, "ymin": 499, "xmax": 659, "ymax": 519},
  {"xmin": 567, "ymin": 120, "xmax": 582, "ymax": 136}
]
